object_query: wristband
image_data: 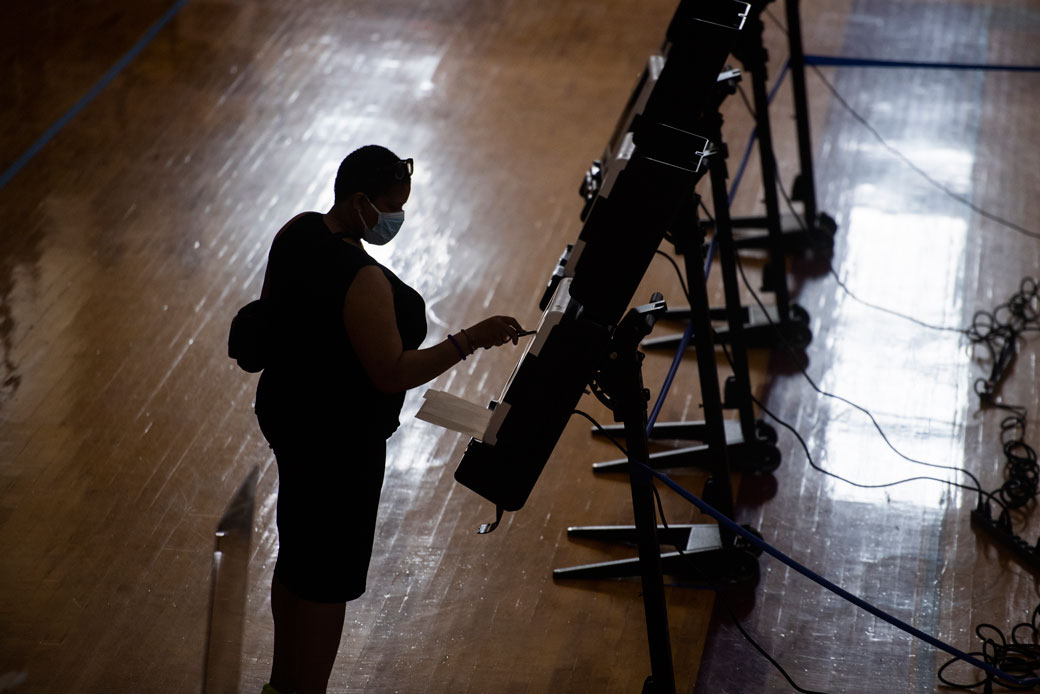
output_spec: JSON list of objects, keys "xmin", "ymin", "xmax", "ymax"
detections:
[{"xmin": 447, "ymin": 333, "xmax": 467, "ymax": 360}]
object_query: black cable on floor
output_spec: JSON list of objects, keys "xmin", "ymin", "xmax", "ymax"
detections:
[
  {"xmin": 671, "ymin": 203, "xmax": 990, "ymax": 501},
  {"xmin": 726, "ymin": 81, "xmax": 1037, "ymax": 515},
  {"xmin": 748, "ymin": 86, "xmax": 1040, "ymax": 525},
  {"xmin": 726, "ymin": 240, "xmax": 1039, "ymax": 692},
  {"xmin": 938, "ymin": 605, "xmax": 1040, "ymax": 691},
  {"xmin": 693, "ymin": 156, "xmax": 1040, "ymax": 691},
  {"xmin": 733, "ymin": 80, "xmax": 972, "ymax": 335},
  {"xmin": 651, "ymin": 247, "xmax": 1040, "ymax": 689},
  {"xmin": 760, "ymin": 5, "xmax": 1040, "ymax": 242},
  {"xmin": 967, "ymin": 277, "xmax": 1040, "ymax": 403},
  {"xmin": 766, "ymin": 164, "xmax": 1039, "ymax": 519},
  {"xmin": 963, "ymin": 278, "xmax": 1040, "ymax": 519}
]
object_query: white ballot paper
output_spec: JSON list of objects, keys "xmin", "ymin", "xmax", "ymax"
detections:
[{"xmin": 415, "ymin": 389, "xmax": 493, "ymax": 441}]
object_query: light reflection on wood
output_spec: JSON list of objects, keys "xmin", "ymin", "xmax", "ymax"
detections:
[{"xmin": 0, "ymin": 0, "xmax": 1037, "ymax": 692}]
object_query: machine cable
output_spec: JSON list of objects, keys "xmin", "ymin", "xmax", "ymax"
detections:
[
  {"xmin": 572, "ymin": 409, "xmax": 832, "ymax": 694},
  {"xmin": 761, "ymin": 6, "xmax": 1040, "ymax": 242},
  {"xmin": 689, "ymin": 204, "xmax": 1040, "ymax": 691}
]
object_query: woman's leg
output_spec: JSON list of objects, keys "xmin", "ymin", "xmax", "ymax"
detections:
[
  {"xmin": 293, "ymin": 595, "xmax": 347, "ymax": 694},
  {"xmin": 269, "ymin": 575, "xmax": 347, "ymax": 694},
  {"xmin": 269, "ymin": 575, "xmax": 300, "ymax": 692},
  {"xmin": 265, "ymin": 432, "xmax": 382, "ymax": 693}
]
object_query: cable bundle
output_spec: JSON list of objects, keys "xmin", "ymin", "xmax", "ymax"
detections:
[
  {"xmin": 968, "ymin": 277, "xmax": 1040, "ymax": 402},
  {"xmin": 939, "ymin": 606, "xmax": 1040, "ymax": 691},
  {"xmin": 967, "ymin": 279, "xmax": 1040, "ymax": 518}
]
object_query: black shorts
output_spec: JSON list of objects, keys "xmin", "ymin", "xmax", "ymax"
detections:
[{"xmin": 259, "ymin": 413, "xmax": 387, "ymax": 603}]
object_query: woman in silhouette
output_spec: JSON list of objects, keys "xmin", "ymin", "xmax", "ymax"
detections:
[{"xmin": 254, "ymin": 145, "xmax": 521, "ymax": 694}]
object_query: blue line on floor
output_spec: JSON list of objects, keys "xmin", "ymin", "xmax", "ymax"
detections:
[
  {"xmin": 0, "ymin": 0, "xmax": 192, "ymax": 191},
  {"xmin": 649, "ymin": 464, "xmax": 1040, "ymax": 689},
  {"xmin": 805, "ymin": 54, "xmax": 1040, "ymax": 72}
]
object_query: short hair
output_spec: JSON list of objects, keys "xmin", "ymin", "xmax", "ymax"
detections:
[{"xmin": 333, "ymin": 145, "xmax": 408, "ymax": 203}]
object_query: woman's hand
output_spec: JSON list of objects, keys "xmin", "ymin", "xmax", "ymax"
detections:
[{"xmin": 462, "ymin": 316, "xmax": 524, "ymax": 351}]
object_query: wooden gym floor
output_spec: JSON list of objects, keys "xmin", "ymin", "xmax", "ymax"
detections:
[{"xmin": 1, "ymin": 0, "xmax": 1038, "ymax": 692}]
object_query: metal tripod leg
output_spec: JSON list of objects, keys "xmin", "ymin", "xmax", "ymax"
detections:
[
  {"xmin": 642, "ymin": 300, "xmax": 812, "ymax": 351},
  {"xmin": 592, "ymin": 163, "xmax": 784, "ymax": 476},
  {"xmin": 592, "ymin": 418, "xmax": 780, "ymax": 475},
  {"xmin": 727, "ymin": 0, "xmax": 838, "ymax": 257},
  {"xmin": 554, "ymin": 523, "xmax": 759, "ymax": 586}
]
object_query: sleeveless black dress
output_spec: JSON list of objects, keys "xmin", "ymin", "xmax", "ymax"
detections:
[{"xmin": 254, "ymin": 212, "xmax": 427, "ymax": 602}]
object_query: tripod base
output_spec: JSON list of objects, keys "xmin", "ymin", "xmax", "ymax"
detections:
[
  {"xmin": 645, "ymin": 302, "xmax": 811, "ymax": 351},
  {"xmin": 554, "ymin": 524, "xmax": 760, "ymax": 586},
  {"xmin": 731, "ymin": 211, "xmax": 837, "ymax": 256},
  {"xmin": 592, "ymin": 419, "xmax": 781, "ymax": 474},
  {"xmin": 593, "ymin": 415, "xmax": 777, "ymax": 444}
]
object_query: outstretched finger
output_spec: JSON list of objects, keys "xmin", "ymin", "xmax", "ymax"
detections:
[{"xmin": 505, "ymin": 316, "xmax": 523, "ymax": 343}]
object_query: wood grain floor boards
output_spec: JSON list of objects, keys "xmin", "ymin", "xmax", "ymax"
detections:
[{"xmin": 2, "ymin": 0, "xmax": 1038, "ymax": 692}]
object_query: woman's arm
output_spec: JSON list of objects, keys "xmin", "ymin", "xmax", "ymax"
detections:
[{"xmin": 343, "ymin": 265, "xmax": 521, "ymax": 393}]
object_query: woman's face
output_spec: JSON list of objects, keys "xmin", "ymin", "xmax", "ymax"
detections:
[
  {"xmin": 352, "ymin": 180, "xmax": 410, "ymax": 238},
  {"xmin": 342, "ymin": 179, "xmax": 411, "ymax": 241},
  {"xmin": 365, "ymin": 180, "xmax": 410, "ymax": 216}
]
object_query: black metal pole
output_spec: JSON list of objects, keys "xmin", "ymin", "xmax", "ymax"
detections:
[
  {"xmin": 785, "ymin": 0, "xmax": 818, "ymax": 228},
  {"xmin": 678, "ymin": 188, "xmax": 737, "ymax": 538},
  {"xmin": 608, "ymin": 330, "xmax": 676, "ymax": 694},
  {"xmin": 742, "ymin": 11, "xmax": 792, "ymax": 320},
  {"xmin": 704, "ymin": 137, "xmax": 758, "ymax": 446}
]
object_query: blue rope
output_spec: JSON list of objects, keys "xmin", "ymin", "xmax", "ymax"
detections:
[
  {"xmin": 646, "ymin": 239, "xmax": 712, "ymax": 435},
  {"xmin": 645, "ymin": 463, "xmax": 1040, "ymax": 688},
  {"xmin": 728, "ymin": 60, "xmax": 790, "ymax": 201},
  {"xmin": 646, "ymin": 60, "xmax": 790, "ymax": 435},
  {"xmin": 804, "ymin": 54, "xmax": 1040, "ymax": 73},
  {"xmin": 0, "ymin": 0, "xmax": 193, "ymax": 191}
]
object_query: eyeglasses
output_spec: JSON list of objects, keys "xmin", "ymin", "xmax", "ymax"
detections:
[{"xmin": 378, "ymin": 158, "xmax": 413, "ymax": 180}]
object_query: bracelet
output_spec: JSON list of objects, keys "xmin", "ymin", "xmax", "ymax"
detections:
[
  {"xmin": 447, "ymin": 333, "xmax": 467, "ymax": 360},
  {"xmin": 460, "ymin": 327, "xmax": 475, "ymax": 354}
]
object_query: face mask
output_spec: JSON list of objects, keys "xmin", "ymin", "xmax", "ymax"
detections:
[{"xmin": 359, "ymin": 196, "xmax": 405, "ymax": 245}]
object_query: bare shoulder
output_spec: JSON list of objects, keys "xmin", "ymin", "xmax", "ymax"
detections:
[
  {"xmin": 350, "ymin": 264, "xmax": 390, "ymax": 291},
  {"xmin": 344, "ymin": 264, "xmax": 393, "ymax": 313}
]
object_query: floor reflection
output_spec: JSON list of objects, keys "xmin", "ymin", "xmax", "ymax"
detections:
[
  {"xmin": 0, "ymin": 263, "xmax": 20, "ymax": 404},
  {"xmin": 818, "ymin": 207, "xmax": 970, "ymax": 505},
  {"xmin": 696, "ymin": 0, "xmax": 1007, "ymax": 686},
  {"xmin": 0, "ymin": 233, "xmax": 41, "ymax": 409}
]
